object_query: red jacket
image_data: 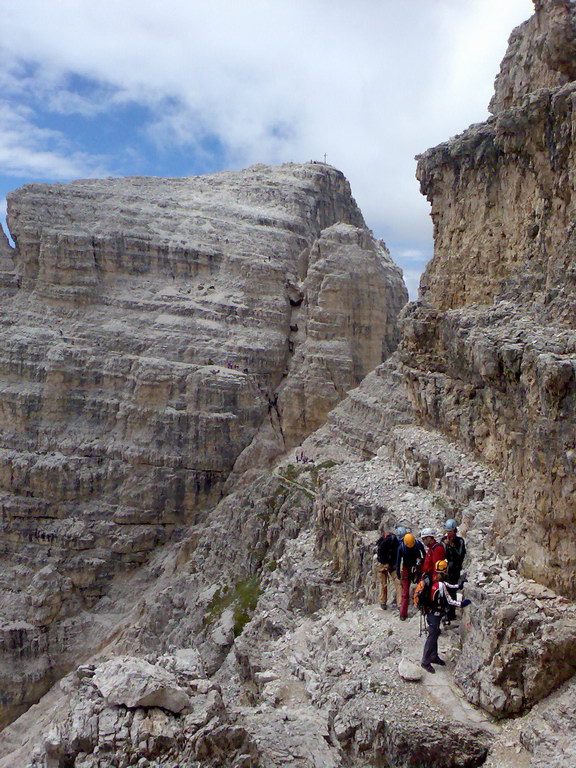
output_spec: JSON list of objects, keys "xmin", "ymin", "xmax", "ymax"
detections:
[{"xmin": 422, "ymin": 541, "xmax": 446, "ymax": 576}]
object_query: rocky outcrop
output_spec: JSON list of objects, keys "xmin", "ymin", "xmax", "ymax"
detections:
[
  {"xmin": 413, "ymin": 0, "xmax": 576, "ymax": 599},
  {"xmin": 26, "ymin": 653, "xmax": 256, "ymax": 768},
  {"xmin": 0, "ymin": 226, "xmax": 17, "ymax": 293},
  {"xmin": 490, "ymin": 0, "xmax": 576, "ymax": 114},
  {"xmin": 91, "ymin": 656, "xmax": 191, "ymax": 712},
  {"xmin": 275, "ymin": 223, "xmax": 405, "ymax": 450},
  {"xmin": 0, "ymin": 162, "xmax": 407, "ymax": 727},
  {"xmin": 417, "ymin": 82, "xmax": 576, "ymax": 319}
]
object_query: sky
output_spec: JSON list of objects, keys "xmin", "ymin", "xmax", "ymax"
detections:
[{"xmin": 0, "ymin": 0, "xmax": 534, "ymax": 298}]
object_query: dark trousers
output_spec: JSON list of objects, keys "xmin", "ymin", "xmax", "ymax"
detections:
[{"xmin": 422, "ymin": 613, "xmax": 442, "ymax": 665}]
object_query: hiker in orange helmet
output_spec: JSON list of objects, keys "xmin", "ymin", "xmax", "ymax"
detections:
[
  {"xmin": 421, "ymin": 560, "xmax": 471, "ymax": 673},
  {"xmin": 396, "ymin": 532, "xmax": 425, "ymax": 620}
]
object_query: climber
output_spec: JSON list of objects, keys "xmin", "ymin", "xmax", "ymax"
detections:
[
  {"xmin": 442, "ymin": 519, "xmax": 467, "ymax": 621},
  {"xmin": 374, "ymin": 526, "xmax": 404, "ymax": 610},
  {"xmin": 396, "ymin": 532, "xmax": 426, "ymax": 621},
  {"xmin": 420, "ymin": 528, "xmax": 446, "ymax": 576},
  {"xmin": 421, "ymin": 559, "xmax": 471, "ymax": 673}
]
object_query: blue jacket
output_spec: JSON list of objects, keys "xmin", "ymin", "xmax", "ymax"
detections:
[{"xmin": 396, "ymin": 539, "xmax": 426, "ymax": 579}]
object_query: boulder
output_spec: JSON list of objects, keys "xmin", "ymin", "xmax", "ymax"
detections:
[
  {"xmin": 398, "ymin": 658, "xmax": 423, "ymax": 682},
  {"xmin": 92, "ymin": 656, "xmax": 190, "ymax": 713}
]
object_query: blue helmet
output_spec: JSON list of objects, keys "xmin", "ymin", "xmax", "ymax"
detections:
[
  {"xmin": 445, "ymin": 519, "xmax": 458, "ymax": 531},
  {"xmin": 396, "ymin": 526, "xmax": 407, "ymax": 537}
]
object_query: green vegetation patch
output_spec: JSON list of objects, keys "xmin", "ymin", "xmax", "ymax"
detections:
[
  {"xmin": 314, "ymin": 459, "xmax": 338, "ymax": 471},
  {"xmin": 204, "ymin": 576, "xmax": 262, "ymax": 638},
  {"xmin": 279, "ymin": 463, "xmax": 304, "ymax": 481}
]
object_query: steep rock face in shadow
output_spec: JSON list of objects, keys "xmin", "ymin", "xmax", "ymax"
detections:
[
  {"xmin": 411, "ymin": 0, "xmax": 576, "ymax": 599},
  {"xmin": 0, "ymin": 162, "xmax": 407, "ymax": 727}
]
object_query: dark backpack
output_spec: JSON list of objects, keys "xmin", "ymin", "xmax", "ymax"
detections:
[
  {"xmin": 376, "ymin": 534, "xmax": 398, "ymax": 566},
  {"xmin": 413, "ymin": 573, "xmax": 432, "ymax": 612}
]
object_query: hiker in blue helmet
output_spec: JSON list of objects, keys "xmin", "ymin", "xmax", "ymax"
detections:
[{"xmin": 442, "ymin": 519, "xmax": 467, "ymax": 621}]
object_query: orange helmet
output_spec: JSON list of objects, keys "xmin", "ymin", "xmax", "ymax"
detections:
[
  {"xmin": 404, "ymin": 533, "xmax": 416, "ymax": 548},
  {"xmin": 435, "ymin": 559, "xmax": 449, "ymax": 573}
]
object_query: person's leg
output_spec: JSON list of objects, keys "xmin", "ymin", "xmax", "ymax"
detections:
[
  {"xmin": 422, "ymin": 614, "xmax": 442, "ymax": 668},
  {"xmin": 400, "ymin": 566, "xmax": 410, "ymax": 619},
  {"xmin": 393, "ymin": 570, "xmax": 402, "ymax": 608},
  {"xmin": 377, "ymin": 564, "xmax": 388, "ymax": 607}
]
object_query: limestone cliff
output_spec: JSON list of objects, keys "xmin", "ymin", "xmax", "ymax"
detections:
[
  {"xmin": 414, "ymin": 0, "xmax": 576, "ymax": 599},
  {"xmin": 0, "ymin": 162, "xmax": 407, "ymax": 727}
]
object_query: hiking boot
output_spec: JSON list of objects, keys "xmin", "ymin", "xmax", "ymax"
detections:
[
  {"xmin": 399, "ymin": 615, "xmax": 407, "ymax": 621},
  {"xmin": 432, "ymin": 658, "xmax": 446, "ymax": 666},
  {"xmin": 380, "ymin": 604, "xmax": 387, "ymax": 611},
  {"xmin": 421, "ymin": 663, "xmax": 435, "ymax": 674}
]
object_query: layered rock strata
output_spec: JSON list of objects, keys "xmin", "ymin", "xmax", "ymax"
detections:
[
  {"xmin": 0, "ymin": 163, "xmax": 407, "ymax": 726},
  {"xmin": 414, "ymin": 0, "xmax": 576, "ymax": 598}
]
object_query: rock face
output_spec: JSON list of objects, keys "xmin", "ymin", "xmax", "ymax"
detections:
[
  {"xmin": 0, "ymin": 162, "xmax": 407, "ymax": 727},
  {"xmin": 414, "ymin": 0, "xmax": 576, "ymax": 599},
  {"xmin": 490, "ymin": 0, "xmax": 576, "ymax": 114}
]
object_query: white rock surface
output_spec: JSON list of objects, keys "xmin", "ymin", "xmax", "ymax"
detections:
[
  {"xmin": 398, "ymin": 658, "xmax": 423, "ymax": 682},
  {"xmin": 92, "ymin": 656, "xmax": 190, "ymax": 713}
]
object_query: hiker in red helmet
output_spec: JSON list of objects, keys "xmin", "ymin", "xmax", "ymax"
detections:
[
  {"xmin": 420, "ymin": 528, "xmax": 446, "ymax": 576},
  {"xmin": 421, "ymin": 559, "xmax": 471, "ymax": 673}
]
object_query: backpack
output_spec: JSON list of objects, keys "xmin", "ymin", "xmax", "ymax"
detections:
[
  {"xmin": 413, "ymin": 573, "xmax": 432, "ymax": 612},
  {"xmin": 376, "ymin": 533, "xmax": 398, "ymax": 566}
]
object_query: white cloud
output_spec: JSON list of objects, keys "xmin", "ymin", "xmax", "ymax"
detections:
[
  {"xmin": 0, "ymin": 101, "xmax": 111, "ymax": 179},
  {"xmin": 0, "ymin": 0, "xmax": 534, "ymax": 289},
  {"xmin": 402, "ymin": 269, "xmax": 426, "ymax": 302}
]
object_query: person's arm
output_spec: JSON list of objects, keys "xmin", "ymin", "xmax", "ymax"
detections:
[
  {"xmin": 396, "ymin": 545, "xmax": 403, "ymax": 579},
  {"xmin": 439, "ymin": 581, "xmax": 462, "ymax": 607}
]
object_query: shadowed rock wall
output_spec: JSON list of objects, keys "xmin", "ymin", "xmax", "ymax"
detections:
[{"xmin": 409, "ymin": 0, "xmax": 576, "ymax": 598}]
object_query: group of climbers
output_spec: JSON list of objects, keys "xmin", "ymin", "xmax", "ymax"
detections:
[{"xmin": 374, "ymin": 520, "xmax": 470, "ymax": 673}]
